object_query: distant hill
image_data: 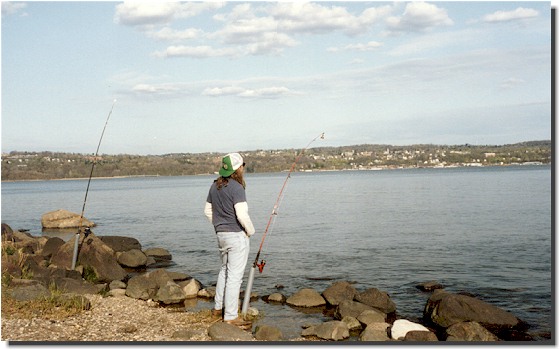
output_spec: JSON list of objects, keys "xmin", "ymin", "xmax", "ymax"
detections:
[{"xmin": 1, "ymin": 141, "xmax": 551, "ymax": 181}]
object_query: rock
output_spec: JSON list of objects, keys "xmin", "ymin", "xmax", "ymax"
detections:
[
  {"xmin": 1, "ymin": 223, "xmax": 14, "ymax": 240},
  {"xmin": 341, "ymin": 316, "xmax": 362, "ymax": 331},
  {"xmin": 109, "ymin": 288, "xmax": 127, "ymax": 297},
  {"xmin": 126, "ymin": 274, "xmax": 158, "ymax": 300},
  {"xmin": 424, "ymin": 290, "xmax": 522, "ymax": 332},
  {"xmin": 41, "ymin": 209, "xmax": 94, "ymax": 229},
  {"xmin": 354, "ymin": 288, "xmax": 396, "ymax": 314},
  {"xmin": 314, "ymin": 321, "xmax": 349, "ymax": 341},
  {"xmin": 147, "ymin": 269, "xmax": 174, "ymax": 288},
  {"xmin": 117, "ymin": 249, "xmax": 147, "ymax": 268},
  {"xmin": 179, "ymin": 278, "xmax": 201, "ymax": 299},
  {"xmin": 359, "ymin": 323, "xmax": 391, "ymax": 341},
  {"xmin": 109, "ymin": 280, "xmax": 127, "ymax": 290},
  {"xmin": 335, "ymin": 300, "xmax": 376, "ymax": 320},
  {"xmin": 404, "ymin": 330, "xmax": 439, "ymax": 341},
  {"xmin": 143, "ymin": 247, "xmax": 172, "ymax": 261},
  {"xmin": 198, "ymin": 287, "xmax": 216, "ymax": 299},
  {"xmin": 416, "ymin": 280, "xmax": 444, "ymax": 292},
  {"xmin": 50, "ymin": 232, "xmax": 127, "ymax": 283},
  {"xmin": 99, "ymin": 236, "xmax": 142, "ymax": 252},
  {"xmin": 9, "ymin": 283, "xmax": 50, "ymax": 301},
  {"xmin": 391, "ymin": 319, "xmax": 430, "ymax": 340},
  {"xmin": 52, "ymin": 277, "xmax": 99, "ymax": 295},
  {"xmin": 357, "ymin": 309, "xmax": 386, "ymax": 326},
  {"xmin": 322, "ymin": 281, "xmax": 357, "ymax": 306},
  {"xmin": 255, "ymin": 325, "xmax": 283, "ymax": 341},
  {"xmin": 207, "ymin": 322, "xmax": 254, "ymax": 341},
  {"xmin": 286, "ymin": 288, "xmax": 326, "ymax": 308},
  {"xmin": 446, "ymin": 321, "xmax": 499, "ymax": 341},
  {"xmin": 266, "ymin": 293, "xmax": 286, "ymax": 303},
  {"xmin": 155, "ymin": 280, "xmax": 186, "ymax": 304},
  {"xmin": 167, "ymin": 271, "xmax": 190, "ymax": 282},
  {"xmin": 40, "ymin": 237, "xmax": 65, "ymax": 259}
]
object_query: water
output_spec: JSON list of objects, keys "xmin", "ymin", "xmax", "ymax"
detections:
[{"xmin": 1, "ymin": 166, "xmax": 552, "ymax": 340}]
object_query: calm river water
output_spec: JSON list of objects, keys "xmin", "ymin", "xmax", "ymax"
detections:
[{"xmin": 1, "ymin": 165, "xmax": 552, "ymax": 340}]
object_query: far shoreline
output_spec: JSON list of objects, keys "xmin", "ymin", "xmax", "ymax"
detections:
[{"xmin": 0, "ymin": 162, "xmax": 550, "ymax": 183}]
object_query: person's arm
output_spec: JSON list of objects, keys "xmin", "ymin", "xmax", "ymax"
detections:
[
  {"xmin": 234, "ymin": 201, "xmax": 255, "ymax": 236},
  {"xmin": 204, "ymin": 201, "xmax": 213, "ymax": 223}
]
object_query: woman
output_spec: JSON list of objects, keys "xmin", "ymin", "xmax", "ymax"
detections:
[{"xmin": 204, "ymin": 152, "xmax": 255, "ymax": 328}]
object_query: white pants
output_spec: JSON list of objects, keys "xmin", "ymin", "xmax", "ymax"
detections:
[{"xmin": 214, "ymin": 231, "xmax": 250, "ymax": 321}]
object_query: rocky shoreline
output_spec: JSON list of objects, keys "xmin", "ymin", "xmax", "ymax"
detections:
[{"xmin": 1, "ymin": 215, "xmax": 546, "ymax": 343}]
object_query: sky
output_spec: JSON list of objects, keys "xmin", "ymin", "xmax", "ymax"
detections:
[{"xmin": 1, "ymin": 1, "xmax": 553, "ymax": 155}]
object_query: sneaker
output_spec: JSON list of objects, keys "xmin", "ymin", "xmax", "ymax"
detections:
[
  {"xmin": 224, "ymin": 317, "xmax": 252, "ymax": 330},
  {"xmin": 211, "ymin": 309, "xmax": 222, "ymax": 319}
]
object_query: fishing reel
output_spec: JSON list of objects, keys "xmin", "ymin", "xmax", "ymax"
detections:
[{"xmin": 256, "ymin": 260, "xmax": 266, "ymax": 273}]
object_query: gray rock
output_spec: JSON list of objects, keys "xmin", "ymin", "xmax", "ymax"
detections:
[
  {"xmin": 143, "ymin": 247, "xmax": 172, "ymax": 261},
  {"xmin": 359, "ymin": 323, "xmax": 391, "ymax": 341},
  {"xmin": 155, "ymin": 280, "xmax": 186, "ymax": 304},
  {"xmin": 254, "ymin": 325, "xmax": 283, "ymax": 341},
  {"xmin": 335, "ymin": 300, "xmax": 376, "ymax": 319},
  {"xmin": 52, "ymin": 277, "xmax": 99, "ymax": 295},
  {"xmin": 171, "ymin": 329, "xmax": 206, "ymax": 340},
  {"xmin": 286, "ymin": 288, "xmax": 326, "ymax": 308},
  {"xmin": 207, "ymin": 322, "xmax": 254, "ymax": 341},
  {"xmin": 125, "ymin": 274, "xmax": 158, "ymax": 300},
  {"xmin": 314, "ymin": 321, "xmax": 350, "ymax": 341},
  {"xmin": 424, "ymin": 290, "xmax": 522, "ymax": 331},
  {"xmin": 404, "ymin": 330, "xmax": 439, "ymax": 341},
  {"xmin": 357, "ymin": 309, "xmax": 386, "ymax": 326},
  {"xmin": 341, "ymin": 316, "xmax": 362, "ymax": 331},
  {"xmin": 117, "ymin": 249, "xmax": 147, "ymax": 268},
  {"xmin": 198, "ymin": 287, "xmax": 216, "ymax": 299},
  {"xmin": 266, "ymin": 293, "xmax": 286, "ymax": 303},
  {"xmin": 446, "ymin": 321, "xmax": 499, "ymax": 341},
  {"xmin": 167, "ymin": 271, "xmax": 190, "ymax": 282},
  {"xmin": 354, "ymin": 288, "xmax": 396, "ymax": 314},
  {"xmin": 99, "ymin": 236, "xmax": 142, "ymax": 252},
  {"xmin": 109, "ymin": 280, "xmax": 127, "ymax": 290},
  {"xmin": 179, "ymin": 278, "xmax": 201, "ymax": 299},
  {"xmin": 109, "ymin": 288, "xmax": 127, "ymax": 297},
  {"xmin": 9, "ymin": 283, "xmax": 50, "ymax": 301},
  {"xmin": 41, "ymin": 209, "xmax": 94, "ymax": 229},
  {"xmin": 41, "ymin": 237, "xmax": 65, "ymax": 259},
  {"xmin": 322, "ymin": 281, "xmax": 357, "ymax": 306},
  {"xmin": 416, "ymin": 280, "xmax": 444, "ymax": 292}
]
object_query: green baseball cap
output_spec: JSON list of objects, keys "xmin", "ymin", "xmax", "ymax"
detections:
[{"xmin": 219, "ymin": 153, "xmax": 244, "ymax": 177}]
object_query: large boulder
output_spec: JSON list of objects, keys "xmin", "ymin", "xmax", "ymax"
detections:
[
  {"xmin": 155, "ymin": 280, "xmax": 186, "ymax": 305},
  {"xmin": 179, "ymin": 278, "xmax": 201, "ymax": 299},
  {"xmin": 207, "ymin": 322, "xmax": 254, "ymax": 341},
  {"xmin": 41, "ymin": 237, "xmax": 65, "ymax": 259},
  {"xmin": 117, "ymin": 249, "xmax": 147, "ymax": 268},
  {"xmin": 50, "ymin": 232, "xmax": 127, "ymax": 283},
  {"xmin": 335, "ymin": 300, "xmax": 376, "ymax": 320},
  {"xmin": 424, "ymin": 290, "xmax": 523, "ymax": 333},
  {"xmin": 100, "ymin": 236, "xmax": 142, "ymax": 252},
  {"xmin": 125, "ymin": 274, "xmax": 158, "ymax": 300},
  {"xmin": 286, "ymin": 288, "xmax": 326, "ymax": 308},
  {"xmin": 359, "ymin": 323, "xmax": 391, "ymax": 341},
  {"xmin": 41, "ymin": 209, "xmax": 94, "ymax": 229},
  {"xmin": 254, "ymin": 325, "xmax": 283, "ymax": 341},
  {"xmin": 354, "ymin": 288, "xmax": 396, "ymax": 314},
  {"xmin": 322, "ymin": 281, "xmax": 357, "ymax": 306}
]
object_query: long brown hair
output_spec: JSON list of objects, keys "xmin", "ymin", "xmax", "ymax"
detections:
[{"xmin": 215, "ymin": 167, "xmax": 246, "ymax": 190}]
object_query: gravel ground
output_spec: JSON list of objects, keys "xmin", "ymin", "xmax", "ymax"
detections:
[{"xmin": 2, "ymin": 294, "xmax": 216, "ymax": 342}]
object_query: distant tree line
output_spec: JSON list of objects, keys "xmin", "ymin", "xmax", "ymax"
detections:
[{"xmin": 1, "ymin": 140, "xmax": 551, "ymax": 181}]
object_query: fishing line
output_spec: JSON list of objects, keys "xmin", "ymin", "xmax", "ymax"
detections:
[
  {"xmin": 71, "ymin": 99, "xmax": 117, "ymax": 270},
  {"xmin": 241, "ymin": 132, "xmax": 324, "ymax": 317}
]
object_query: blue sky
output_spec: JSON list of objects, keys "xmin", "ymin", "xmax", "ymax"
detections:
[{"xmin": 1, "ymin": 1, "xmax": 552, "ymax": 155}]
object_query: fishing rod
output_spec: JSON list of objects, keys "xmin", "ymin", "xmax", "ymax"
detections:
[
  {"xmin": 241, "ymin": 132, "xmax": 324, "ymax": 317},
  {"xmin": 71, "ymin": 99, "xmax": 117, "ymax": 270}
]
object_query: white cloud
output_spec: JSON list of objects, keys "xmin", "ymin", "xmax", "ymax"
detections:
[
  {"xmin": 500, "ymin": 77, "xmax": 525, "ymax": 88},
  {"xmin": 146, "ymin": 27, "xmax": 202, "ymax": 42},
  {"xmin": 152, "ymin": 45, "xmax": 239, "ymax": 59},
  {"xmin": 386, "ymin": 2, "xmax": 453, "ymax": 33},
  {"xmin": 114, "ymin": 1, "xmax": 224, "ymax": 26},
  {"xmin": 1, "ymin": 1, "xmax": 27, "ymax": 17},
  {"xmin": 483, "ymin": 7, "xmax": 539, "ymax": 23},
  {"xmin": 202, "ymin": 85, "xmax": 298, "ymax": 99},
  {"xmin": 328, "ymin": 41, "xmax": 383, "ymax": 53}
]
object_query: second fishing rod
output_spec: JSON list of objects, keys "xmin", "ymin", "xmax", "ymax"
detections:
[{"xmin": 241, "ymin": 132, "xmax": 325, "ymax": 317}]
